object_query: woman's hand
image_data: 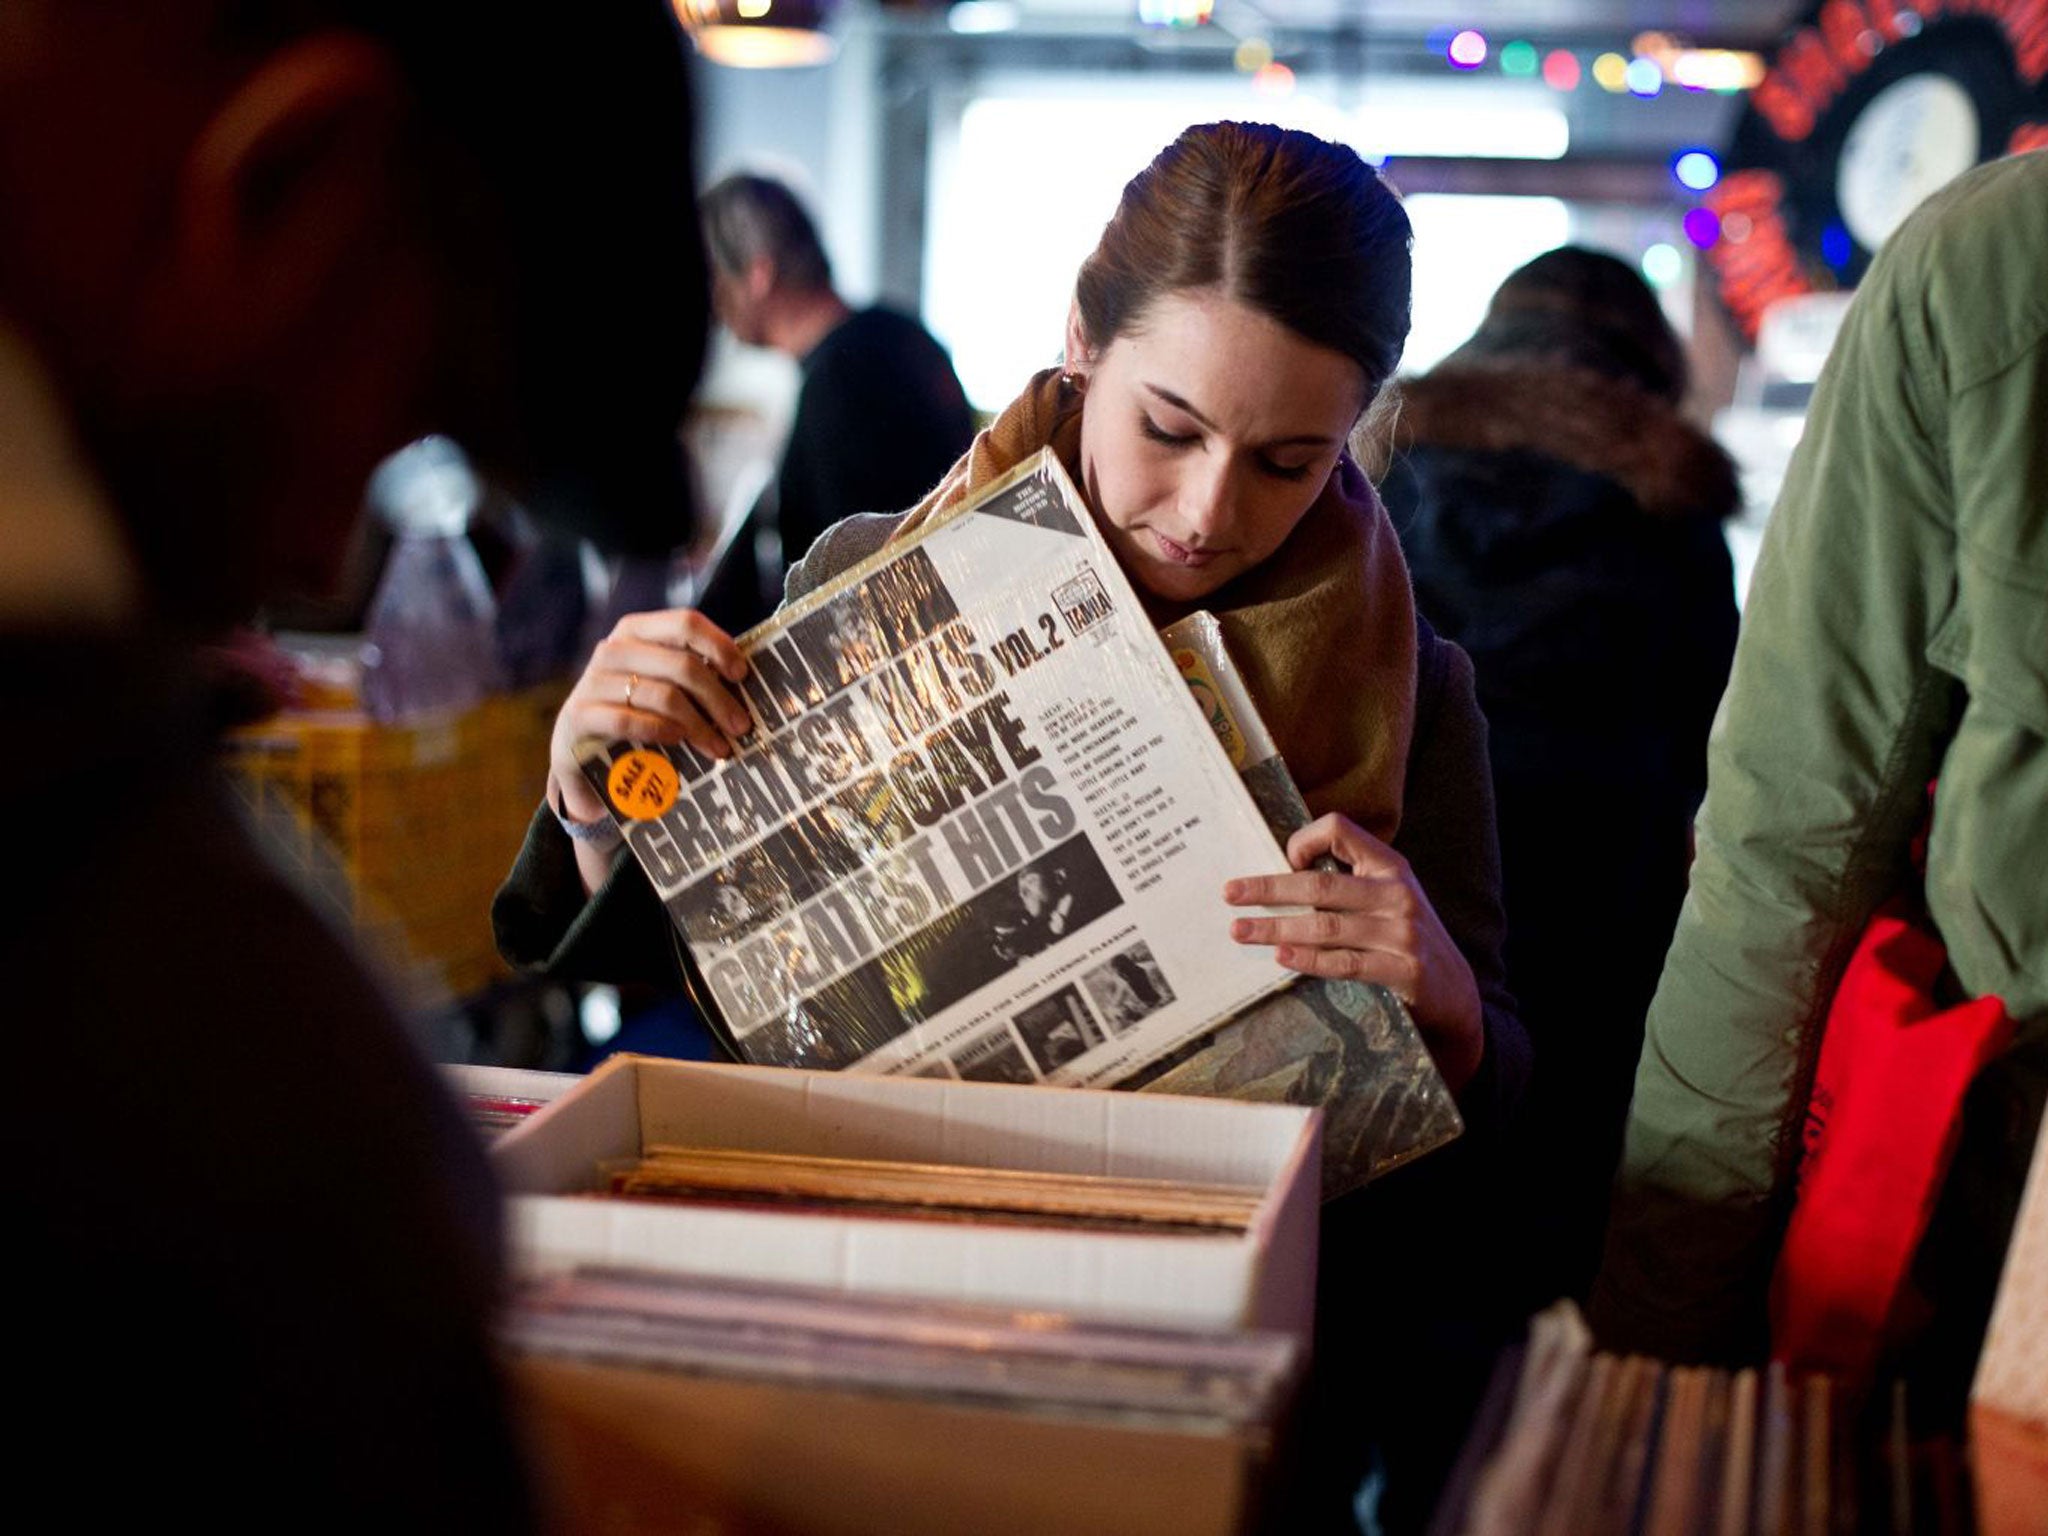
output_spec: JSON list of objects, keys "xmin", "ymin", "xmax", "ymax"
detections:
[
  {"xmin": 548, "ymin": 609, "xmax": 751, "ymax": 825},
  {"xmin": 1224, "ymin": 812, "xmax": 1485, "ymax": 1094}
]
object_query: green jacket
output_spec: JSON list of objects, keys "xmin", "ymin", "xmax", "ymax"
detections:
[{"xmin": 1593, "ymin": 151, "xmax": 2048, "ymax": 1364}]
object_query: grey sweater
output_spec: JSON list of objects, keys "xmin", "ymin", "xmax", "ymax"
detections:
[{"xmin": 492, "ymin": 511, "xmax": 1528, "ymax": 1127}]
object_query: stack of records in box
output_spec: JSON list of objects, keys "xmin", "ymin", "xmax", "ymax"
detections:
[
  {"xmin": 506, "ymin": 1265, "xmax": 1299, "ymax": 1437},
  {"xmin": 441, "ymin": 1064, "xmax": 578, "ymax": 1141},
  {"xmin": 1428, "ymin": 1303, "xmax": 1973, "ymax": 1536},
  {"xmin": 587, "ymin": 1142, "xmax": 1269, "ymax": 1236},
  {"xmin": 494, "ymin": 1061, "xmax": 1319, "ymax": 1536},
  {"xmin": 509, "ymin": 1137, "xmax": 1300, "ymax": 1432}
]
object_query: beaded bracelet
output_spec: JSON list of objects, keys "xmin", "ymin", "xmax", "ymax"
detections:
[{"xmin": 551, "ymin": 789, "xmax": 624, "ymax": 852}]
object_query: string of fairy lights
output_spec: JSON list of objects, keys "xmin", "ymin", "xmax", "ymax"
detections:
[
  {"xmin": 1144, "ymin": 13, "xmax": 1761, "ymax": 285},
  {"xmin": 938, "ymin": 6, "xmax": 1788, "ymax": 289},
  {"xmin": 1433, "ymin": 28, "xmax": 1762, "ymax": 96},
  {"xmin": 1427, "ymin": 24, "xmax": 1754, "ymax": 269}
]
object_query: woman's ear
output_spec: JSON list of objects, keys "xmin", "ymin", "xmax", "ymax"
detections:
[{"xmin": 1062, "ymin": 297, "xmax": 1093, "ymax": 382}]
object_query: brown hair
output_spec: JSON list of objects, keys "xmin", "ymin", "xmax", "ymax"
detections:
[
  {"xmin": 1449, "ymin": 245, "xmax": 1689, "ymax": 404},
  {"xmin": 1073, "ymin": 120, "xmax": 1412, "ymax": 403}
]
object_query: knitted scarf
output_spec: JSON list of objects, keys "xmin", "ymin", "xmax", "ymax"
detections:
[{"xmin": 893, "ymin": 367, "xmax": 1417, "ymax": 840}]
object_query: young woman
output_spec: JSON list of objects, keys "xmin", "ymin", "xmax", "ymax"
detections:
[{"xmin": 496, "ymin": 121, "xmax": 1529, "ymax": 1530}]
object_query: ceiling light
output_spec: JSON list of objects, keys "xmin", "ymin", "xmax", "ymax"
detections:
[
  {"xmin": 1668, "ymin": 50, "xmax": 1766, "ymax": 92},
  {"xmin": 674, "ymin": 0, "xmax": 839, "ymax": 69},
  {"xmin": 1673, "ymin": 149, "xmax": 1722, "ymax": 191},
  {"xmin": 1541, "ymin": 50, "xmax": 1581, "ymax": 91},
  {"xmin": 1625, "ymin": 56, "xmax": 1665, "ymax": 97},
  {"xmin": 1641, "ymin": 244, "xmax": 1683, "ymax": 287},
  {"xmin": 1447, "ymin": 30, "xmax": 1488, "ymax": 69},
  {"xmin": 1235, "ymin": 37, "xmax": 1275, "ymax": 73},
  {"xmin": 1253, "ymin": 62, "xmax": 1296, "ymax": 95},
  {"xmin": 1633, "ymin": 33, "xmax": 1766, "ymax": 93}
]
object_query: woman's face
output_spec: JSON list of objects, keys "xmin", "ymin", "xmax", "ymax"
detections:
[{"xmin": 1071, "ymin": 288, "xmax": 1368, "ymax": 604}]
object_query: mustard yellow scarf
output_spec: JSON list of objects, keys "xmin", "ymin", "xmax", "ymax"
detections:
[{"xmin": 894, "ymin": 368, "xmax": 1418, "ymax": 840}]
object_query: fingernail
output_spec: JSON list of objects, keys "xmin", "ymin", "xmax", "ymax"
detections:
[
  {"xmin": 1230, "ymin": 919, "xmax": 1253, "ymax": 941},
  {"xmin": 1223, "ymin": 879, "xmax": 1247, "ymax": 902}
]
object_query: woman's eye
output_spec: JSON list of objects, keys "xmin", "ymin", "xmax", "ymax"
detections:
[
  {"xmin": 1140, "ymin": 417, "xmax": 1196, "ymax": 447},
  {"xmin": 1260, "ymin": 458, "xmax": 1314, "ymax": 482}
]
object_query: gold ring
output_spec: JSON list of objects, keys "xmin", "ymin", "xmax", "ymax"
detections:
[{"xmin": 624, "ymin": 673, "xmax": 639, "ymax": 710}]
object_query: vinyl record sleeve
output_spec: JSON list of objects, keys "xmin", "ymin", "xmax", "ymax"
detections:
[
  {"xmin": 1130, "ymin": 612, "xmax": 1462, "ymax": 1196},
  {"xmin": 507, "ymin": 1265, "xmax": 1301, "ymax": 1431},
  {"xmin": 578, "ymin": 449, "xmax": 1297, "ymax": 1088}
]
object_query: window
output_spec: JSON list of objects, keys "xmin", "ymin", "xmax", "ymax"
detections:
[{"xmin": 926, "ymin": 80, "xmax": 1582, "ymax": 409}]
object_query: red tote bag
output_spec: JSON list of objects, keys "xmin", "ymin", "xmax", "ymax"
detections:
[{"xmin": 1769, "ymin": 892, "xmax": 2014, "ymax": 1377}]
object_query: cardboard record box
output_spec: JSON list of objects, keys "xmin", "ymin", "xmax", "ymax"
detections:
[
  {"xmin": 514, "ymin": 1351, "xmax": 1280, "ymax": 1536},
  {"xmin": 490, "ymin": 1053, "xmax": 1321, "ymax": 1334}
]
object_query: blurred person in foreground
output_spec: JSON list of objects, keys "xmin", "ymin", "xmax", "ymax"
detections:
[
  {"xmin": 0, "ymin": 1, "xmax": 707, "ymax": 1522},
  {"xmin": 1380, "ymin": 247, "xmax": 1740, "ymax": 1310},
  {"xmin": 697, "ymin": 171, "xmax": 976, "ymax": 628},
  {"xmin": 1592, "ymin": 151, "xmax": 2048, "ymax": 1405}
]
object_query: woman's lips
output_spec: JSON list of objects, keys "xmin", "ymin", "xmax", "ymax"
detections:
[{"xmin": 1152, "ymin": 531, "xmax": 1218, "ymax": 567}]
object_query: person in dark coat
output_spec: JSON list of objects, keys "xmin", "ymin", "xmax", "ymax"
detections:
[
  {"xmin": 1380, "ymin": 246, "xmax": 1741, "ymax": 1312},
  {"xmin": 697, "ymin": 172, "xmax": 977, "ymax": 630},
  {"xmin": 0, "ymin": 3, "xmax": 709, "ymax": 1523}
]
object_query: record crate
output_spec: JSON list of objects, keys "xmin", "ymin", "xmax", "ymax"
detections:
[{"xmin": 222, "ymin": 679, "xmax": 567, "ymax": 1010}]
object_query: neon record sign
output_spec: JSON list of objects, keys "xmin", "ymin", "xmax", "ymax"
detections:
[{"xmin": 1705, "ymin": 0, "xmax": 2048, "ymax": 341}]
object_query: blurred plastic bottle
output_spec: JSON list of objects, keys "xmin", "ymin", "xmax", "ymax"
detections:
[
  {"xmin": 359, "ymin": 435, "xmax": 503, "ymax": 721},
  {"xmin": 470, "ymin": 486, "xmax": 591, "ymax": 690}
]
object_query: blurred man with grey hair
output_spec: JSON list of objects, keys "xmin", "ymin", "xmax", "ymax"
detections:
[{"xmin": 699, "ymin": 171, "xmax": 975, "ymax": 625}]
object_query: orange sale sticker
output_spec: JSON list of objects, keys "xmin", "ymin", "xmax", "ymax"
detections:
[{"xmin": 606, "ymin": 749, "xmax": 681, "ymax": 821}]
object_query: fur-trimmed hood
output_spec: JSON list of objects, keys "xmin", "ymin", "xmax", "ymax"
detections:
[{"xmin": 1386, "ymin": 362, "xmax": 1740, "ymax": 523}]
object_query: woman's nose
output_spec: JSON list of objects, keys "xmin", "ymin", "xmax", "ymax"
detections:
[{"xmin": 1178, "ymin": 453, "xmax": 1236, "ymax": 542}]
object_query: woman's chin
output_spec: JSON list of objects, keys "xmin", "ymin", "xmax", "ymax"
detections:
[
  {"xmin": 1132, "ymin": 557, "xmax": 1231, "ymax": 603},
  {"xmin": 1098, "ymin": 521, "xmax": 1234, "ymax": 602}
]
